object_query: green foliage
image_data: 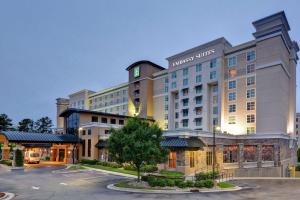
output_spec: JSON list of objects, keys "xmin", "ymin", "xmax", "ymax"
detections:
[
  {"xmin": 194, "ymin": 180, "xmax": 205, "ymax": 188},
  {"xmin": 123, "ymin": 163, "xmax": 158, "ymax": 172},
  {"xmin": 0, "ymin": 160, "xmax": 12, "ymax": 166},
  {"xmin": 80, "ymin": 159, "xmax": 98, "ymax": 165},
  {"xmin": 18, "ymin": 118, "xmax": 34, "ymax": 132},
  {"xmin": 297, "ymin": 149, "xmax": 300, "ymax": 163},
  {"xmin": 195, "ymin": 171, "xmax": 219, "ymax": 181},
  {"xmin": 186, "ymin": 180, "xmax": 194, "ymax": 187},
  {"xmin": 159, "ymin": 170, "xmax": 184, "ymax": 178},
  {"xmin": 165, "ymin": 179, "xmax": 175, "ymax": 187},
  {"xmin": 194, "ymin": 180, "xmax": 214, "ymax": 188},
  {"xmin": 296, "ymin": 165, "xmax": 300, "ymax": 171},
  {"xmin": 0, "ymin": 114, "xmax": 13, "ymax": 131},
  {"xmin": 98, "ymin": 161, "xmax": 122, "ymax": 168},
  {"xmin": 108, "ymin": 117, "xmax": 168, "ymax": 181},
  {"xmin": 176, "ymin": 181, "xmax": 188, "ymax": 188},
  {"xmin": 15, "ymin": 149, "xmax": 24, "ymax": 167},
  {"xmin": 34, "ymin": 117, "xmax": 53, "ymax": 133}
]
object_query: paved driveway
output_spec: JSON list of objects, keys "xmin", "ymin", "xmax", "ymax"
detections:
[{"xmin": 1, "ymin": 166, "xmax": 300, "ymax": 200}]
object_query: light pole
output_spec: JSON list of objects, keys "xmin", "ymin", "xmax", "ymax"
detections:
[{"xmin": 212, "ymin": 125, "xmax": 220, "ymax": 184}]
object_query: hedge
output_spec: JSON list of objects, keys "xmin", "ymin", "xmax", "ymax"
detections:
[
  {"xmin": 123, "ymin": 163, "xmax": 158, "ymax": 172},
  {"xmin": 195, "ymin": 171, "xmax": 219, "ymax": 181},
  {"xmin": 0, "ymin": 160, "xmax": 12, "ymax": 166},
  {"xmin": 15, "ymin": 149, "xmax": 24, "ymax": 167}
]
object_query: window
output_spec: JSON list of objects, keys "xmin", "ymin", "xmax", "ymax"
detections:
[
  {"xmin": 229, "ymin": 104, "xmax": 236, "ymax": 113},
  {"xmin": 213, "ymin": 118, "xmax": 218, "ymax": 125},
  {"xmin": 213, "ymin": 106, "xmax": 218, "ymax": 115},
  {"xmin": 175, "ymin": 122, "xmax": 179, "ymax": 129},
  {"xmin": 183, "ymin": 78, "xmax": 188, "ymax": 86},
  {"xmin": 190, "ymin": 151, "xmax": 195, "ymax": 168},
  {"xmin": 247, "ymin": 50, "xmax": 256, "ymax": 61},
  {"xmin": 175, "ymin": 102, "xmax": 179, "ymax": 109},
  {"xmin": 183, "ymin": 68, "xmax": 188, "ymax": 76},
  {"xmin": 195, "ymin": 107, "xmax": 202, "ymax": 115},
  {"xmin": 247, "ymin": 76, "xmax": 255, "ymax": 86},
  {"xmin": 182, "ymin": 98, "xmax": 189, "ymax": 107},
  {"xmin": 88, "ymin": 129, "xmax": 91, "ymax": 135},
  {"xmin": 247, "ymin": 63, "xmax": 255, "ymax": 74},
  {"xmin": 91, "ymin": 116, "xmax": 98, "ymax": 122},
  {"xmin": 195, "ymin": 85, "xmax": 202, "ymax": 94},
  {"xmin": 105, "ymin": 130, "xmax": 110, "ymax": 134},
  {"xmin": 262, "ymin": 145, "xmax": 274, "ymax": 161},
  {"xmin": 247, "ymin": 127, "xmax": 255, "ymax": 134},
  {"xmin": 164, "ymin": 114, "xmax": 168, "ymax": 120},
  {"xmin": 182, "ymin": 88, "xmax": 189, "ymax": 96},
  {"xmin": 228, "ymin": 92, "xmax": 236, "ymax": 101},
  {"xmin": 82, "ymin": 130, "xmax": 86, "ymax": 135},
  {"xmin": 247, "ymin": 102, "xmax": 255, "ymax": 111},
  {"xmin": 171, "ymin": 82, "xmax": 176, "ymax": 89},
  {"xmin": 182, "ymin": 109, "xmax": 189, "ymax": 117},
  {"xmin": 244, "ymin": 145, "xmax": 257, "ymax": 162},
  {"xmin": 223, "ymin": 145, "xmax": 238, "ymax": 163},
  {"xmin": 171, "ymin": 71, "xmax": 177, "ymax": 79},
  {"xmin": 182, "ymin": 119, "xmax": 189, "ymax": 127},
  {"xmin": 196, "ymin": 75, "xmax": 201, "ymax": 83},
  {"xmin": 195, "ymin": 118, "xmax": 202, "ymax": 126},
  {"xmin": 196, "ymin": 63, "xmax": 202, "ymax": 72},
  {"xmin": 169, "ymin": 152, "xmax": 176, "ymax": 168},
  {"xmin": 247, "ymin": 89, "xmax": 255, "ymax": 98},
  {"xmin": 119, "ymin": 119, "xmax": 124, "ymax": 125},
  {"xmin": 165, "ymin": 78, "xmax": 169, "ymax": 84},
  {"xmin": 213, "ymin": 96, "xmax": 218, "ymax": 104},
  {"xmin": 110, "ymin": 118, "xmax": 116, "ymax": 124},
  {"xmin": 175, "ymin": 112, "xmax": 179, "ymax": 119},
  {"xmin": 206, "ymin": 151, "xmax": 213, "ymax": 165},
  {"xmin": 228, "ymin": 56, "xmax": 237, "ymax": 67},
  {"xmin": 210, "ymin": 59, "xmax": 217, "ymax": 68},
  {"xmin": 210, "ymin": 71, "xmax": 217, "ymax": 79},
  {"xmin": 228, "ymin": 68, "xmax": 237, "ymax": 78},
  {"xmin": 165, "ymin": 105, "xmax": 168, "ymax": 111},
  {"xmin": 164, "ymin": 123, "xmax": 168, "ymax": 130},
  {"xmin": 228, "ymin": 80, "xmax": 236, "ymax": 89},
  {"xmin": 212, "ymin": 85, "xmax": 218, "ymax": 92},
  {"xmin": 247, "ymin": 114, "xmax": 255, "ymax": 123},
  {"xmin": 228, "ymin": 116, "xmax": 236, "ymax": 124},
  {"xmin": 82, "ymin": 140, "xmax": 86, "ymax": 157},
  {"xmin": 101, "ymin": 117, "xmax": 107, "ymax": 123},
  {"xmin": 165, "ymin": 86, "xmax": 168, "ymax": 92},
  {"xmin": 87, "ymin": 139, "xmax": 91, "ymax": 157},
  {"xmin": 195, "ymin": 96, "xmax": 202, "ymax": 104}
]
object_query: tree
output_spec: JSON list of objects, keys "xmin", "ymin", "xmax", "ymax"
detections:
[
  {"xmin": 18, "ymin": 118, "xmax": 34, "ymax": 132},
  {"xmin": 297, "ymin": 148, "xmax": 300, "ymax": 163},
  {"xmin": 108, "ymin": 117, "xmax": 168, "ymax": 181},
  {"xmin": 0, "ymin": 114, "xmax": 13, "ymax": 131},
  {"xmin": 34, "ymin": 117, "xmax": 53, "ymax": 133}
]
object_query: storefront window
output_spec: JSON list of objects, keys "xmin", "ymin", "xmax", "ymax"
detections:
[
  {"xmin": 244, "ymin": 145, "xmax": 257, "ymax": 162},
  {"xmin": 223, "ymin": 145, "xmax": 238, "ymax": 163},
  {"xmin": 65, "ymin": 113, "xmax": 79, "ymax": 135},
  {"xmin": 262, "ymin": 145, "xmax": 274, "ymax": 161}
]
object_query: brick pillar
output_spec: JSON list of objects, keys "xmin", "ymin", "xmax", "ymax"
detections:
[
  {"xmin": 67, "ymin": 145, "xmax": 74, "ymax": 164},
  {"xmin": 1, "ymin": 145, "xmax": 10, "ymax": 160},
  {"xmin": 257, "ymin": 144, "xmax": 262, "ymax": 168},
  {"xmin": 274, "ymin": 144, "xmax": 280, "ymax": 167},
  {"xmin": 238, "ymin": 143, "xmax": 244, "ymax": 168},
  {"xmin": 216, "ymin": 145, "xmax": 223, "ymax": 172}
]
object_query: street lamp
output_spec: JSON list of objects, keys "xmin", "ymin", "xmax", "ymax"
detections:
[{"xmin": 212, "ymin": 125, "xmax": 221, "ymax": 184}]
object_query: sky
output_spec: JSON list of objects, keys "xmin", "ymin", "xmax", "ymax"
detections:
[{"xmin": 0, "ymin": 0, "xmax": 300, "ymax": 126}]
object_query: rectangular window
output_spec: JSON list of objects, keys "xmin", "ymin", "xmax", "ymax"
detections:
[
  {"xmin": 182, "ymin": 109, "xmax": 189, "ymax": 117},
  {"xmin": 182, "ymin": 98, "xmax": 189, "ymax": 107},
  {"xmin": 171, "ymin": 71, "xmax": 177, "ymax": 79},
  {"xmin": 175, "ymin": 112, "xmax": 179, "ymax": 119},
  {"xmin": 229, "ymin": 104, "xmax": 236, "ymax": 113},
  {"xmin": 164, "ymin": 114, "xmax": 168, "ymax": 120},
  {"xmin": 247, "ymin": 89, "xmax": 255, "ymax": 98},
  {"xmin": 195, "ymin": 96, "xmax": 202, "ymax": 104},
  {"xmin": 228, "ymin": 92, "xmax": 236, "ymax": 101},
  {"xmin": 175, "ymin": 102, "xmax": 179, "ymax": 109},
  {"xmin": 183, "ymin": 78, "xmax": 188, "ymax": 86},
  {"xmin": 190, "ymin": 151, "xmax": 195, "ymax": 168},
  {"xmin": 223, "ymin": 145, "xmax": 238, "ymax": 163},
  {"xmin": 195, "ymin": 107, "xmax": 202, "ymax": 115},
  {"xmin": 101, "ymin": 117, "xmax": 107, "ymax": 123},
  {"xmin": 82, "ymin": 140, "xmax": 86, "ymax": 157},
  {"xmin": 196, "ymin": 75, "xmax": 202, "ymax": 83},
  {"xmin": 82, "ymin": 129, "xmax": 86, "ymax": 136},
  {"xmin": 247, "ymin": 76, "xmax": 255, "ymax": 86},
  {"xmin": 212, "ymin": 85, "xmax": 218, "ymax": 92},
  {"xmin": 228, "ymin": 80, "xmax": 236, "ymax": 89},
  {"xmin": 247, "ymin": 102, "xmax": 255, "ymax": 111},
  {"xmin": 183, "ymin": 68, "xmax": 188, "ymax": 76},
  {"xmin": 210, "ymin": 59, "xmax": 217, "ymax": 68},
  {"xmin": 213, "ymin": 96, "xmax": 218, "ymax": 104},
  {"xmin": 171, "ymin": 82, "xmax": 177, "ymax": 89},
  {"xmin": 244, "ymin": 145, "xmax": 257, "ymax": 162},
  {"xmin": 213, "ymin": 106, "xmax": 218, "ymax": 115},
  {"xmin": 182, "ymin": 119, "xmax": 189, "ymax": 127},
  {"xmin": 110, "ymin": 118, "xmax": 116, "ymax": 124},
  {"xmin": 228, "ymin": 116, "xmax": 236, "ymax": 124},
  {"xmin": 247, "ymin": 63, "xmax": 255, "ymax": 74},
  {"xmin": 195, "ymin": 85, "xmax": 202, "ymax": 94},
  {"xmin": 175, "ymin": 122, "xmax": 179, "ymax": 129},
  {"xmin": 165, "ymin": 86, "xmax": 168, "ymax": 92},
  {"xmin": 213, "ymin": 118, "xmax": 218, "ymax": 125},
  {"xmin": 182, "ymin": 88, "xmax": 189, "ymax": 96},
  {"xmin": 210, "ymin": 71, "xmax": 217, "ymax": 79},
  {"xmin": 247, "ymin": 50, "xmax": 256, "ymax": 62},
  {"xmin": 196, "ymin": 63, "xmax": 202, "ymax": 72},
  {"xmin": 87, "ymin": 139, "xmax": 91, "ymax": 157},
  {"xmin": 262, "ymin": 145, "xmax": 274, "ymax": 161},
  {"xmin": 91, "ymin": 116, "xmax": 98, "ymax": 122},
  {"xmin": 195, "ymin": 118, "xmax": 202, "ymax": 126},
  {"xmin": 206, "ymin": 151, "xmax": 212, "ymax": 166},
  {"xmin": 247, "ymin": 114, "xmax": 255, "ymax": 123},
  {"xmin": 88, "ymin": 129, "xmax": 91, "ymax": 135},
  {"xmin": 246, "ymin": 127, "xmax": 255, "ymax": 134},
  {"xmin": 165, "ymin": 78, "xmax": 169, "ymax": 84},
  {"xmin": 165, "ymin": 105, "xmax": 168, "ymax": 111},
  {"xmin": 228, "ymin": 56, "xmax": 237, "ymax": 67},
  {"xmin": 228, "ymin": 68, "xmax": 237, "ymax": 78},
  {"xmin": 119, "ymin": 119, "xmax": 124, "ymax": 125}
]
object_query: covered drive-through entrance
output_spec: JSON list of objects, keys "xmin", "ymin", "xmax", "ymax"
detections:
[{"xmin": 0, "ymin": 131, "xmax": 80, "ymax": 166}]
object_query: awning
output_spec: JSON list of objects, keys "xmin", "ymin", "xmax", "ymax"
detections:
[
  {"xmin": 95, "ymin": 140, "xmax": 108, "ymax": 148},
  {"xmin": 22, "ymin": 143, "xmax": 52, "ymax": 148},
  {"xmin": 0, "ymin": 131, "xmax": 80, "ymax": 143},
  {"xmin": 160, "ymin": 137, "xmax": 205, "ymax": 148}
]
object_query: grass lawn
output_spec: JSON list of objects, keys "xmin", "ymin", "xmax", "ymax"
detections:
[
  {"xmin": 159, "ymin": 170, "xmax": 184, "ymax": 178},
  {"xmin": 217, "ymin": 182, "xmax": 235, "ymax": 189},
  {"xmin": 82, "ymin": 164, "xmax": 138, "ymax": 176}
]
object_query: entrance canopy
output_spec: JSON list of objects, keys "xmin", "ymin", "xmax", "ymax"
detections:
[
  {"xmin": 161, "ymin": 137, "xmax": 206, "ymax": 148},
  {"xmin": 0, "ymin": 131, "xmax": 80, "ymax": 144}
]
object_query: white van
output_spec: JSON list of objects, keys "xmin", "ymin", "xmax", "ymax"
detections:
[{"xmin": 24, "ymin": 151, "xmax": 41, "ymax": 164}]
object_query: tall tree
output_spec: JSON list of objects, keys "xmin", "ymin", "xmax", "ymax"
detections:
[
  {"xmin": 34, "ymin": 117, "xmax": 53, "ymax": 133},
  {"xmin": 18, "ymin": 118, "xmax": 34, "ymax": 132},
  {"xmin": 108, "ymin": 117, "xmax": 168, "ymax": 181},
  {"xmin": 0, "ymin": 114, "xmax": 13, "ymax": 131}
]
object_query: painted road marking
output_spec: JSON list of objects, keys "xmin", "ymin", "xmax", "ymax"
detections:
[
  {"xmin": 32, "ymin": 186, "xmax": 40, "ymax": 190},
  {"xmin": 60, "ymin": 182, "xmax": 68, "ymax": 186}
]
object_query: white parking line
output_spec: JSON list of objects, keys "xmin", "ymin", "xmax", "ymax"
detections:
[
  {"xmin": 60, "ymin": 182, "xmax": 68, "ymax": 186},
  {"xmin": 32, "ymin": 186, "xmax": 40, "ymax": 190}
]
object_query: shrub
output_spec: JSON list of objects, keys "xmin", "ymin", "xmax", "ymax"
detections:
[
  {"xmin": 186, "ymin": 180, "xmax": 194, "ymax": 187},
  {"xmin": 15, "ymin": 149, "xmax": 23, "ymax": 167},
  {"xmin": 165, "ymin": 179, "xmax": 175, "ymax": 187},
  {"xmin": 44, "ymin": 156, "xmax": 50, "ymax": 161},
  {"xmin": 141, "ymin": 165, "xmax": 158, "ymax": 173},
  {"xmin": 297, "ymin": 148, "xmax": 300, "ymax": 162},
  {"xmin": 155, "ymin": 178, "xmax": 167, "ymax": 187},
  {"xmin": 122, "ymin": 163, "xmax": 136, "ymax": 171},
  {"xmin": 0, "ymin": 160, "xmax": 12, "ymax": 166},
  {"xmin": 203, "ymin": 179, "xmax": 214, "ymax": 188},
  {"xmin": 296, "ymin": 165, "xmax": 300, "ymax": 171},
  {"xmin": 194, "ymin": 180, "xmax": 205, "ymax": 188},
  {"xmin": 176, "ymin": 181, "xmax": 188, "ymax": 188},
  {"xmin": 195, "ymin": 171, "xmax": 219, "ymax": 181},
  {"xmin": 98, "ymin": 161, "xmax": 122, "ymax": 168},
  {"xmin": 81, "ymin": 159, "xmax": 98, "ymax": 165},
  {"xmin": 147, "ymin": 177, "xmax": 158, "ymax": 187},
  {"xmin": 141, "ymin": 175, "xmax": 149, "ymax": 182}
]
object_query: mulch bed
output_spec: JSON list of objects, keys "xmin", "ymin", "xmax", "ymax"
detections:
[{"xmin": 0, "ymin": 192, "xmax": 5, "ymax": 198}]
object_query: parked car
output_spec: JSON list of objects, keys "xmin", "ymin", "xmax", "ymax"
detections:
[{"xmin": 24, "ymin": 151, "xmax": 41, "ymax": 164}]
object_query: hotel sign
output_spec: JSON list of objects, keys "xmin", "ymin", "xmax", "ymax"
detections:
[{"xmin": 171, "ymin": 49, "xmax": 215, "ymax": 67}]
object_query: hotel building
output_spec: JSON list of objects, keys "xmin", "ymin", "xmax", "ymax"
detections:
[{"xmin": 56, "ymin": 11, "xmax": 299, "ymax": 177}]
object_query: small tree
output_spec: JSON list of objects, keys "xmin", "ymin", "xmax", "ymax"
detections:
[
  {"xmin": 108, "ymin": 117, "xmax": 168, "ymax": 181},
  {"xmin": 15, "ymin": 149, "xmax": 24, "ymax": 167},
  {"xmin": 34, "ymin": 117, "xmax": 53, "ymax": 133},
  {"xmin": 0, "ymin": 114, "xmax": 13, "ymax": 131},
  {"xmin": 297, "ymin": 148, "xmax": 300, "ymax": 163},
  {"xmin": 18, "ymin": 118, "xmax": 34, "ymax": 132}
]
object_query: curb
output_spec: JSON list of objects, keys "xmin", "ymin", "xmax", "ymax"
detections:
[
  {"xmin": 107, "ymin": 183, "xmax": 242, "ymax": 194},
  {"xmin": 82, "ymin": 166, "xmax": 137, "ymax": 178},
  {"xmin": 0, "ymin": 193, "xmax": 15, "ymax": 200}
]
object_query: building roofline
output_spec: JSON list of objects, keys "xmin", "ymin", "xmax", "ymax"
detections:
[
  {"xmin": 68, "ymin": 89, "xmax": 95, "ymax": 98},
  {"xmin": 88, "ymin": 82, "xmax": 129, "ymax": 98},
  {"xmin": 126, "ymin": 60, "xmax": 165, "ymax": 71},
  {"xmin": 252, "ymin": 11, "xmax": 290, "ymax": 31}
]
